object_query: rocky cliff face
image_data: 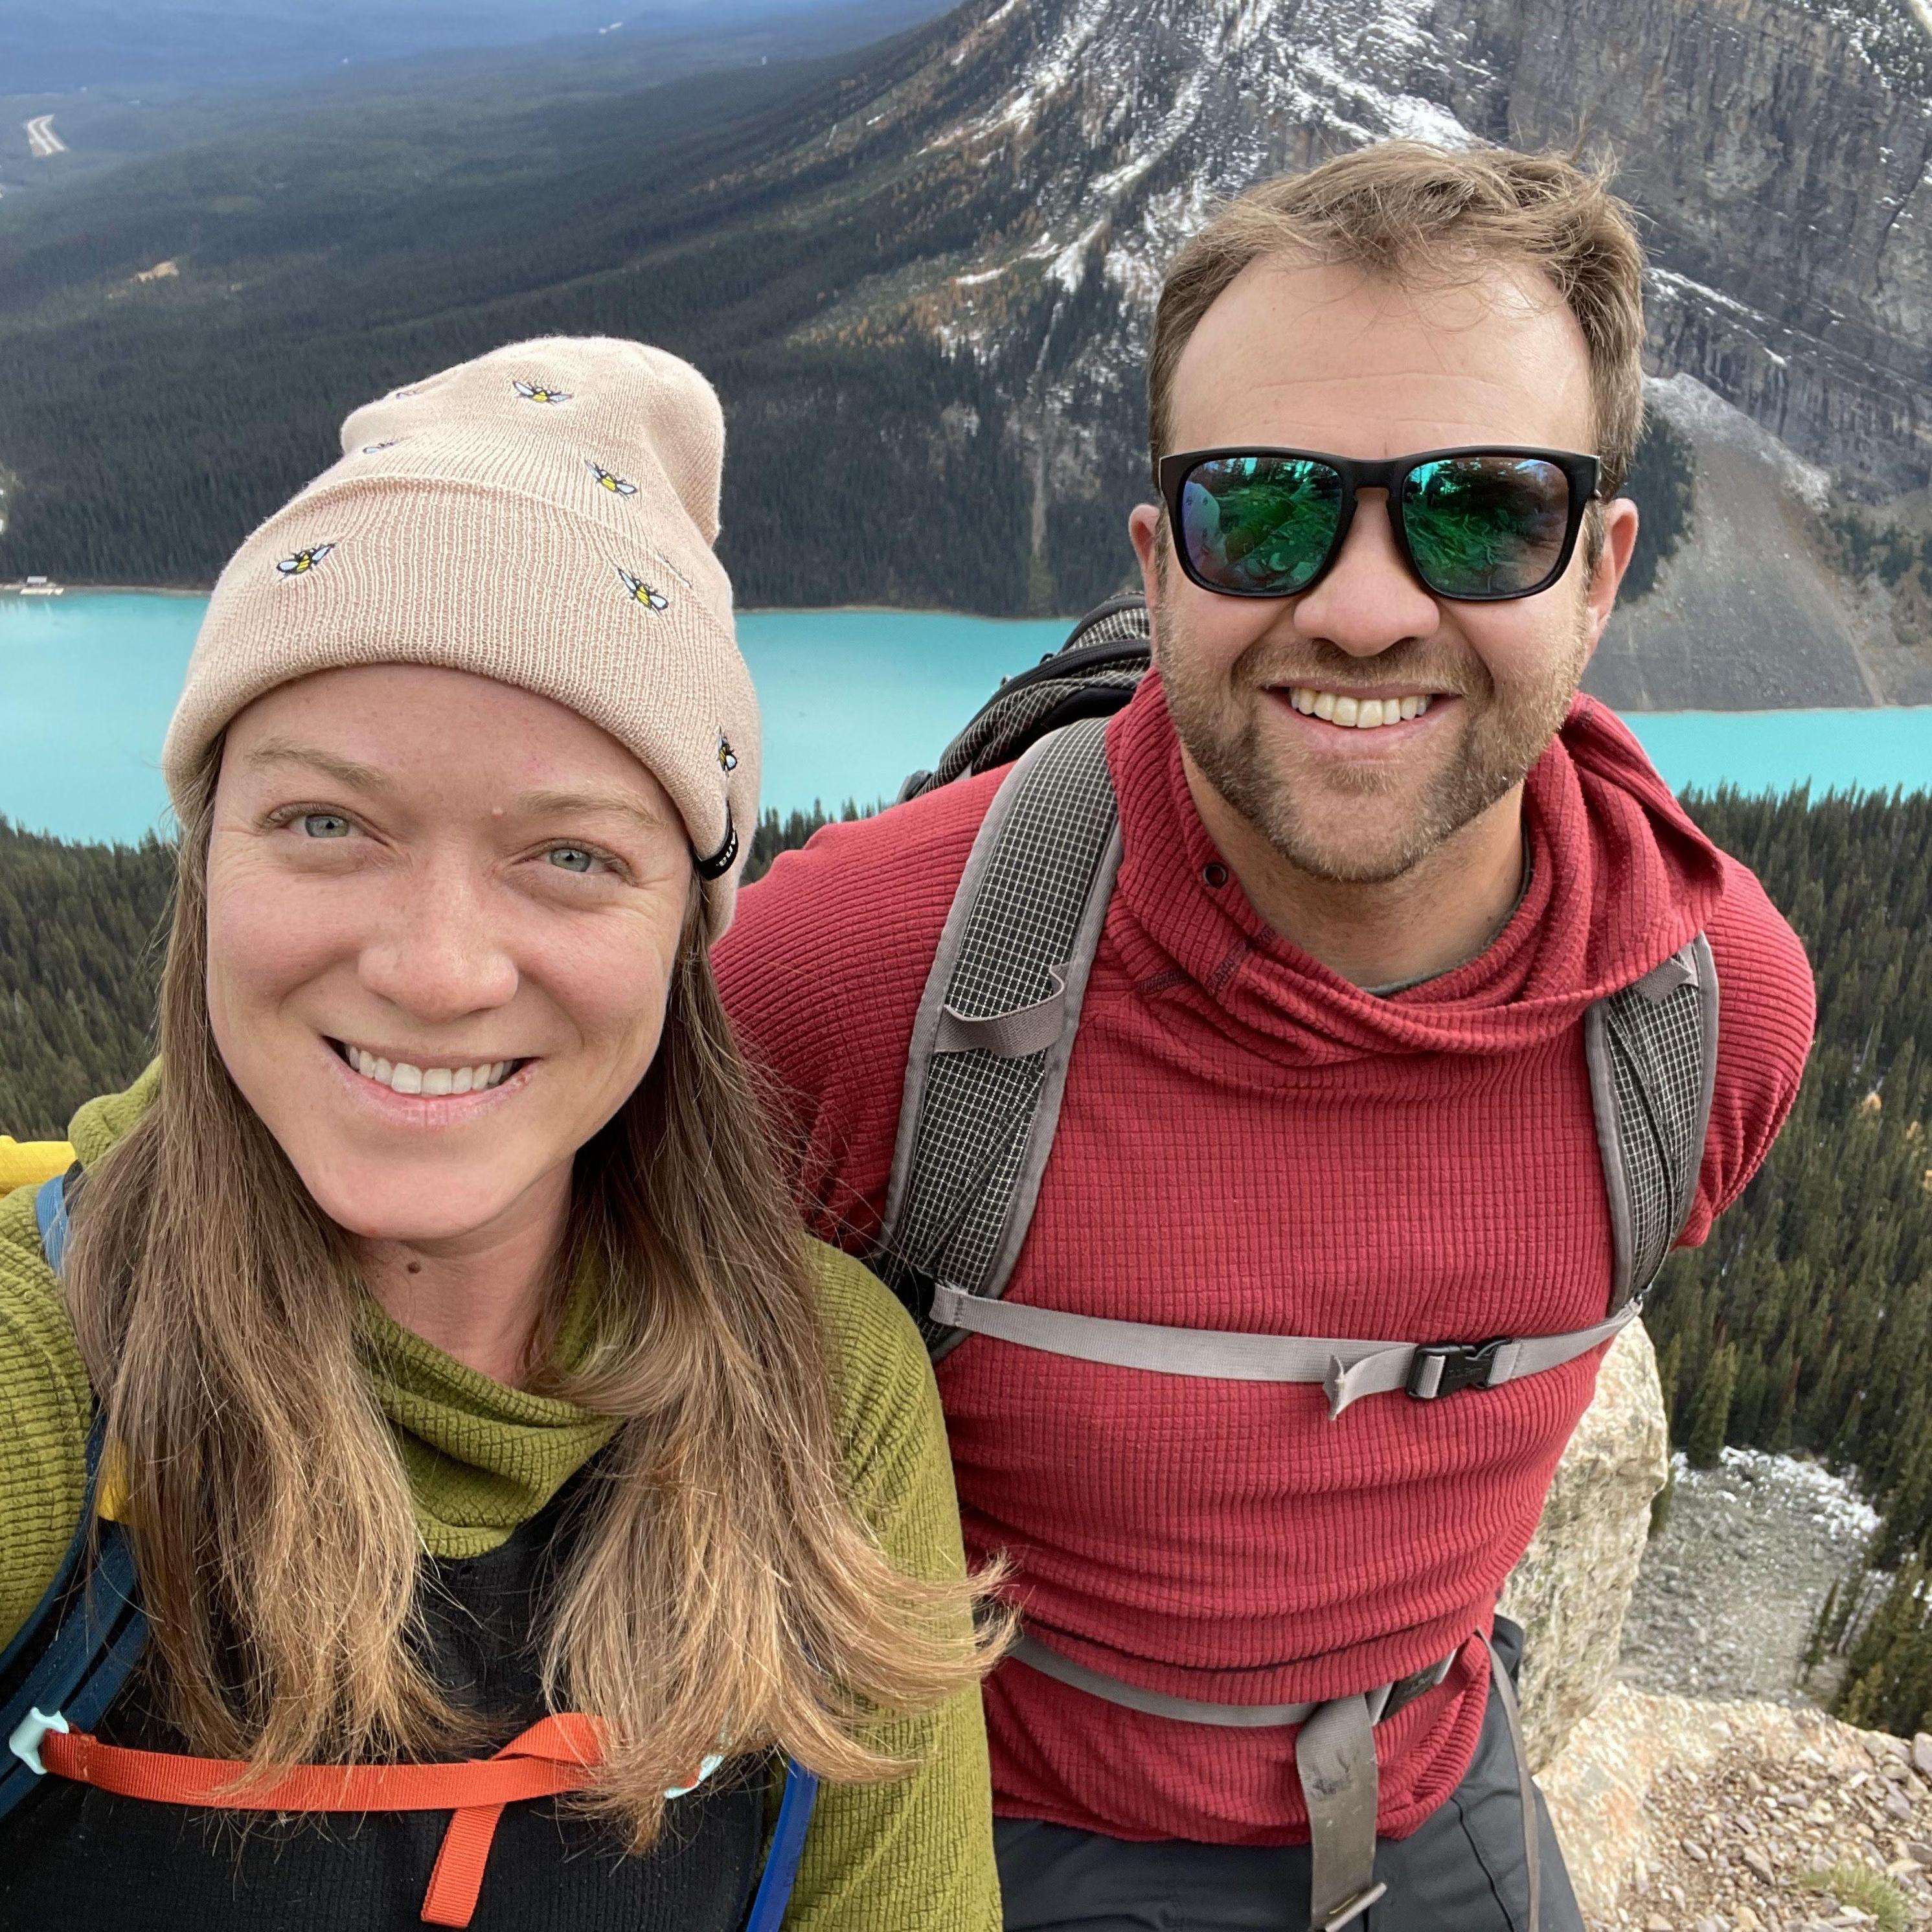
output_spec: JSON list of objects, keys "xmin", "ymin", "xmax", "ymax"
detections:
[
  {"xmin": 777, "ymin": 0, "xmax": 1932, "ymax": 665},
  {"xmin": 1501, "ymin": 1317, "xmax": 1671, "ymax": 1771},
  {"xmin": 1449, "ymin": 0, "xmax": 1932, "ymax": 497},
  {"xmin": 833, "ymin": 0, "xmax": 1931, "ymax": 484}
]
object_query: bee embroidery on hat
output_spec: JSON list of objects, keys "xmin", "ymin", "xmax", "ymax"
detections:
[
  {"xmin": 717, "ymin": 733, "xmax": 738, "ymax": 774},
  {"xmin": 615, "ymin": 567, "xmax": 669, "ymax": 611},
  {"xmin": 513, "ymin": 379, "xmax": 571, "ymax": 405},
  {"xmin": 360, "ymin": 439, "xmax": 399, "ymax": 454},
  {"xmin": 586, "ymin": 460, "xmax": 638, "ymax": 497},
  {"xmin": 276, "ymin": 543, "xmax": 336, "ymax": 576}
]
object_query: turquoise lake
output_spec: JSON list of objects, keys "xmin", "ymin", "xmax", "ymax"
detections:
[{"xmin": 4, "ymin": 591, "xmax": 1929, "ymax": 845}]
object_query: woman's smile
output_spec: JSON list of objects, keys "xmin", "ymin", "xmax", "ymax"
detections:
[{"xmin": 327, "ymin": 1036, "xmax": 528, "ymax": 1098}]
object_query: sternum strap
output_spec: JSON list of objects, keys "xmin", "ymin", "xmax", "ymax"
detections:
[
  {"xmin": 36, "ymin": 1714, "xmax": 606, "ymax": 1929},
  {"xmin": 927, "ymin": 1284, "xmax": 1639, "ymax": 1418}
]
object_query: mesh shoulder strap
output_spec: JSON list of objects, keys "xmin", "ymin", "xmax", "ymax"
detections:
[
  {"xmin": 1584, "ymin": 932, "xmax": 1721, "ymax": 1312},
  {"xmin": 876, "ymin": 718, "xmax": 1122, "ymax": 1358}
]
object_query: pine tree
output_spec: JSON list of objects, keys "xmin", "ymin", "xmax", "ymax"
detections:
[
  {"xmin": 1656, "ymin": 1330, "xmax": 1685, "ymax": 1435},
  {"xmin": 1802, "ymin": 1578, "xmax": 1841, "ymax": 1682},
  {"xmin": 1835, "ymin": 1556, "xmax": 1932, "ymax": 1736},
  {"xmin": 1685, "ymin": 1340, "xmax": 1738, "ymax": 1472}
]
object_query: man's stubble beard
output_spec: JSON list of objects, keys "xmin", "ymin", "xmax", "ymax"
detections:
[{"xmin": 1153, "ymin": 588, "xmax": 1591, "ymax": 888}]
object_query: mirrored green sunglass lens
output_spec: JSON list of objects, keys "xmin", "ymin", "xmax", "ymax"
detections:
[
  {"xmin": 1402, "ymin": 457, "xmax": 1570, "ymax": 597},
  {"xmin": 1180, "ymin": 458, "xmax": 1343, "ymax": 593}
]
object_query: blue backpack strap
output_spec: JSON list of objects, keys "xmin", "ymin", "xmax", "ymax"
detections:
[
  {"xmin": 34, "ymin": 1170, "xmax": 72, "ymax": 1278},
  {"xmin": 742, "ymin": 1757, "xmax": 819, "ymax": 1932},
  {"xmin": 0, "ymin": 1454, "xmax": 149, "ymax": 1817},
  {"xmin": 1, "ymin": 1168, "xmax": 152, "ymax": 1819}
]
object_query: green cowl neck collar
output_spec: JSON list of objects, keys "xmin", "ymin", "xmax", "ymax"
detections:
[{"xmin": 361, "ymin": 1282, "xmax": 617, "ymax": 1561}]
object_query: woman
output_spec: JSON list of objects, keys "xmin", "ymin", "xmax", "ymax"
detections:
[{"xmin": 0, "ymin": 337, "xmax": 1001, "ymax": 1929}]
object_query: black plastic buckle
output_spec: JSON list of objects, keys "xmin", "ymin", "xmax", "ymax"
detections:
[{"xmin": 1407, "ymin": 1337, "xmax": 1508, "ymax": 1400}]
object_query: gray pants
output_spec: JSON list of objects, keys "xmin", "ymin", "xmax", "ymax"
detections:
[{"xmin": 995, "ymin": 1621, "xmax": 1582, "ymax": 1932}]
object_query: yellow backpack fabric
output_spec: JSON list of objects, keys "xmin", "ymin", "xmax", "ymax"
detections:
[{"xmin": 0, "ymin": 1139, "xmax": 74, "ymax": 1198}]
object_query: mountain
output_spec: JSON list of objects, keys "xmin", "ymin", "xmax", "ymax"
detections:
[{"xmin": 0, "ymin": 0, "xmax": 1927, "ymax": 703}]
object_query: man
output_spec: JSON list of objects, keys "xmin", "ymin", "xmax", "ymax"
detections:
[{"xmin": 729, "ymin": 144, "xmax": 1819, "ymax": 1926}]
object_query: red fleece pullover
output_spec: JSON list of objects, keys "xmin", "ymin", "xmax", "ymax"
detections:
[{"xmin": 716, "ymin": 676, "xmax": 1814, "ymax": 1844}]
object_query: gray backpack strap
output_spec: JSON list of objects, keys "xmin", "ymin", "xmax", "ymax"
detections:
[
  {"xmin": 928, "ymin": 1282, "xmax": 1641, "ymax": 1418},
  {"xmin": 1584, "ymin": 932, "xmax": 1720, "ymax": 1312},
  {"xmin": 1007, "ymin": 1630, "xmax": 1460, "ymax": 1932},
  {"xmin": 877, "ymin": 717, "xmax": 1123, "ymax": 1356}
]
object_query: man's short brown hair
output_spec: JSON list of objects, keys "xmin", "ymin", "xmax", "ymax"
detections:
[{"xmin": 1147, "ymin": 142, "xmax": 1648, "ymax": 499}]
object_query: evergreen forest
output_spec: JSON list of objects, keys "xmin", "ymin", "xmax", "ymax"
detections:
[
  {"xmin": 1632, "ymin": 791, "xmax": 1932, "ymax": 1734},
  {"xmin": 6, "ymin": 784, "xmax": 1932, "ymax": 1732}
]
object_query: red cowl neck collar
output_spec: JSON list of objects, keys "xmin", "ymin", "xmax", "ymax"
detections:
[{"xmin": 1104, "ymin": 675, "xmax": 1727, "ymax": 1067}]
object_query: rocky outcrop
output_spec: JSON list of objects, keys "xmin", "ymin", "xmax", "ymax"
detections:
[
  {"xmin": 1501, "ymin": 1318, "xmax": 1672, "ymax": 1770},
  {"xmin": 1540, "ymin": 1686, "xmax": 1932, "ymax": 1926},
  {"xmin": 1508, "ymin": 1377, "xmax": 1926, "ymax": 1926}
]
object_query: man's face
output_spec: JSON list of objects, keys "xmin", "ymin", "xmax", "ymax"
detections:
[{"xmin": 1130, "ymin": 256, "xmax": 1637, "ymax": 886}]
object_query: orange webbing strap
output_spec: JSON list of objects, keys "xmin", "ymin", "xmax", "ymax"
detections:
[{"xmin": 40, "ymin": 1712, "xmax": 609, "ymax": 1927}]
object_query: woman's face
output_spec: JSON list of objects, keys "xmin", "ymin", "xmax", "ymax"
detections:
[{"xmin": 207, "ymin": 665, "xmax": 694, "ymax": 1245}]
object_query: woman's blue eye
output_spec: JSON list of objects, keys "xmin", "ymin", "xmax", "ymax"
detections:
[
  {"xmin": 301, "ymin": 813, "xmax": 351, "ymax": 839},
  {"xmin": 547, "ymin": 847, "xmax": 597, "ymax": 874}
]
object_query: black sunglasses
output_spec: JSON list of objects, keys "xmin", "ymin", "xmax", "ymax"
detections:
[{"xmin": 1158, "ymin": 446, "xmax": 1602, "ymax": 603}]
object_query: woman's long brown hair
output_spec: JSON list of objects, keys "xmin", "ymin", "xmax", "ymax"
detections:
[{"xmin": 64, "ymin": 744, "xmax": 999, "ymax": 1848}]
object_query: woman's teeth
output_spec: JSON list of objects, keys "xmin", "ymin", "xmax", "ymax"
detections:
[
  {"xmin": 337, "ymin": 1043, "xmax": 517, "ymax": 1096},
  {"xmin": 1286, "ymin": 688, "xmax": 1434, "ymax": 729}
]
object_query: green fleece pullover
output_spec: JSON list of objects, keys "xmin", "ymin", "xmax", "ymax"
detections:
[{"xmin": 0, "ymin": 1072, "xmax": 998, "ymax": 1931}]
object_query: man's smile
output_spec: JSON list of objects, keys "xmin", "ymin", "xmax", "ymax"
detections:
[
  {"xmin": 1262, "ymin": 682, "xmax": 1463, "ymax": 749},
  {"xmin": 1279, "ymin": 685, "xmax": 1439, "ymax": 729}
]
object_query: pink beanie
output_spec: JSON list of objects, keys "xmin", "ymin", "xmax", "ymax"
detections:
[{"xmin": 161, "ymin": 335, "xmax": 759, "ymax": 934}]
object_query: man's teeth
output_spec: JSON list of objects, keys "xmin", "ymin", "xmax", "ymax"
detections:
[
  {"xmin": 339, "ymin": 1045, "xmax": 516, "ymax": 1095},
  {"xmin": 1288, "ymin": 688, "xmax": 1434, "ymax": 729}
]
